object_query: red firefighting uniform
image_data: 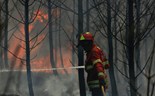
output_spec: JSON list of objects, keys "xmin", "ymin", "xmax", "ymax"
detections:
[{"xmin": 85, "ymin": 44, "xmax": 110, "ymax": 90}]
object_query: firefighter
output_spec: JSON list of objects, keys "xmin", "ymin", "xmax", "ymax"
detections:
[{"xmin": 78, "ymin": 32, "xmax": 110, "ymax": 96}]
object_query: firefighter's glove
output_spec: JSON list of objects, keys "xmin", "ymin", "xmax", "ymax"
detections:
[
  {"xmin": 99, "ymin": 78, "xmax": 108, "ymax": 91},
  {"xmin": 100, "ymin": 79, "xmax": 106, "ymax": 86},
  {"xmin": 98, "ymin": 73, "xmax": 108, "ymax": 90}
]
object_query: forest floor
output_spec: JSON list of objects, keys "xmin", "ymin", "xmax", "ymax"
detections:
[{"xmin": 0, "ymin": 71, "xmax": 80, "ymax": 96}]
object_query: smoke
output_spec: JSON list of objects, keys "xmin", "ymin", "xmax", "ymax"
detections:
[{"xmin": 0, "ymin": 71, "xmax": 81, "ymax": 96}]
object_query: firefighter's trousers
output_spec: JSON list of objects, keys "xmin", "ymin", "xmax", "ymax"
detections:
[{"xmin": 91, "ymin": 88, "xmax": 105, "ymax": 96}]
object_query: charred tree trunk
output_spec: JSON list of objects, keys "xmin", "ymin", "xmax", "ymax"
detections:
[
  {"xmin": 71, "ymin": 0, "xmax": 76, "ymax": 67},
  {"xmin": 0, "ymin": 1, "xmax": 3, "ymax": 69},
  {"xmin": 24, "ymin": 0, "xmax": 34, "ymax": 96},
  {"xmin": 4, "ymin": 0, "xmax": 9, "ymax": 69},
  {"xmin": 86, "ymin": 0, "xmax": 89, "ymax": 32},
  {"xmin": 114, "ymin": 0, "xmax": 121, "ymax": 84},
  {"xmin": 125, "ymin": 0, "xmax": 129, "ymax": 79},
  {"xmin": 78, "ymin": 0, "xmax": 86, "ymax": 96},
  {"xmin": 127, "ymin": 0, "xmax": 136, "ymax": 95},
  {"xmin": 58, "ymin": 7, "xmax": 67, "ymax": 74},
  {"xmin": 54, "ymin": 8, "xmax": 58, "ymax": 68},
  {"xmin": 135, "ymin": 0, "xmax": 141, "ymax": 88},
  {"xmin": 107, "ymin": 0, "xmax": 118, "ymax": 96},
  {"xmin": 48, "ymin": 0, "xmax": 58, "ymax": 75}
]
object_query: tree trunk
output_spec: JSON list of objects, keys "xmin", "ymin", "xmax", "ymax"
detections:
[
  {"xmin": 48, "ymin": 0, "xmax": 58, "ymax": 75},
  {"xmin": 127, "ymin": 0, "xmax": 136, "ymax": 95},
  {"xmin": 4, "ymin": 0, "xmax": 9, "ymax": 69},
  {"xmin": 54, "ymin": 9, "xmax": 58, "ymax": 68},
  {"xmin": 0, "ymin": 1, "xmax": 3, "ymax": 69},
  {"xmin": 24, "ymin": 0, "xmax": 34, "ymax": 96},
  {"xmin": 78, "ymin": 0, "xmax": 86, "ymax": 96},
  {"xmin": 125, "ymin": 0, "xmax": 129, "ymax": 79},
  {"xmin": 107, "ymin": 0, "xmax": 118, "ymax": 96},
  {"xmin": 135, "ymin": 0, "xmax": 141, "ymax": 88},
  {"xmin": 86, "ymin": 0, "xmax": 89, "ymax": 32},
  {"xmin": 71, "ymin": 0, "xmax": 76, "ymax": 67},
  {"xmin": 58, "ymin": 7, "xmax": 67, "ymax": 74}
]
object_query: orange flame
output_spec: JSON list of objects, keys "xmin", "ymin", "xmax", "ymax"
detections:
[
  {"xmin": 7, "ymin": 8, "xmax": 74, "ymax": 74},
  {"xmin": 34, "ymin": 10, "xmax": 48, "ymax": 23}
]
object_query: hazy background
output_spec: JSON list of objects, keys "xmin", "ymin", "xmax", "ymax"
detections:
[{"xmin": 0, "ymin": 0, "xmax": 155, "ymax": 96}]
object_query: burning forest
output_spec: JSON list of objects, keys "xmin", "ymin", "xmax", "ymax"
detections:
[{"xmin": 0, "ymin": 0, "xmax": 155, "ymax": 96}]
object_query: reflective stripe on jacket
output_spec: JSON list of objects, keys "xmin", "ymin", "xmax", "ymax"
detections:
[
  {"xmin": 88, "ymin": 80, "xmax": 100, "ymax": 89},
  {"xmin": 85, "ymin": 59, "xmax": 109, "ymax": 70},
  {"xmin": 85, "ymin": 44, "xmax": 110, "ymax": 90}
]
